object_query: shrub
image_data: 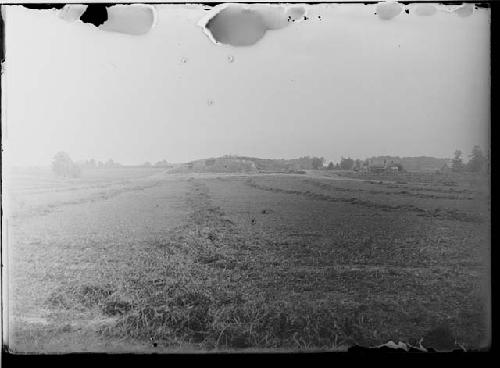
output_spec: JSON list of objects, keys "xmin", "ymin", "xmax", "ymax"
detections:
[{"xmin": 52, "ymin": 151, "xmax": 81, "ymax": 178}]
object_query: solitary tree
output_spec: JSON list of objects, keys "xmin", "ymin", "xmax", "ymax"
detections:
[
  {"xmin": 155, "ymin": 159, "xmax": 170, "ymax": 167},
  {"xmin": 52, "ymin": 152, "xmax": 81, "ymax": 178},
  {"xmin": 105, "ymin": 159, "xmax": 115, "ymax": 168},
  {"xmin": 312, "ymin": 157, "xmax": 325, "ymax": 170},
  {"xmin": 327, "ymin": 162, "xmax": 335, "ymax": 170},
  {"xmin": 466, "ymin": 145, "xmax": 487, "ymax": 173},
  {"xmin": 340, "ymin": 157, "xmax": 354, "ymax": 170},
  {"xmin": 451, "ymin": 150, "xmax": 465, "ymax": 172},
  {"xmin": 354, "ymin": 159, "xmax": 362, "ymax": 170}
]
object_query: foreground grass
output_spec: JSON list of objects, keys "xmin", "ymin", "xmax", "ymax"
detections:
[
  {"xmin": 37, "ymin": 176, "xmax": 488, "ymax": 351},
  {"xmin": 9, "ymin": 171, "xmax": 489, "ymax": 352},
  {"xmin": 93, "ymin": 180, "xmax": 351, "ymax": 350}
]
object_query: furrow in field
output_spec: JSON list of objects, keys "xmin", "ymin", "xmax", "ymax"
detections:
[
  {"xmin": 7, "ymin": 180, "xmax": 164, "ymax": 220},
  {"xmin": 303, "ymin": 179, "xmax": 475, "ymax": 200},
  {"xmin": 9, "ymin": 172, "xmax": 489, "ymax": 352},
  {"xmin": 244, "ymin": 179, "xmax": 484, "ymax": 223}
]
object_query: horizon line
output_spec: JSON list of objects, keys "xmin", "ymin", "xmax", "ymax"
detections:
[{"xmin": 4, "ymin": 153, "xmax": 457, "ymax": 169}]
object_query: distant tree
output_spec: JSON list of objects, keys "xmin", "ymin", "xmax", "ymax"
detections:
[
  {"xmin": 466, "ymin": 145, "xmax": 487, "ymax": 173},
  {"xmin": 354, "ymin": 159, "xmax": 362, "ymax": 170},
  {"xmin": 52, "ymin": 151, "xmax": 81, "ymax": 178},
  {"xmin": 143, "ymin": 161, "xmax": 152, "ymax": 167},
  {"xmin": 80, "ymin": 159, "xmax": 96, "ymax": 169},
  {"xmin": 451, "ymin": 150, "xmax": 465, "ymax": 172},
  {"xmin": 327, "ymin": 162, "xmax": 335, "ymax": 170},
  {"xmin": 340, "ymin": 157, "xmax": 354, "ymax": 170},
  {"xmin": 155, "ymin": 159, "xmax": 170, "ymax": 167},
  {"xmin": 312, "ymin": 157, "xmax": 325, "ymax": 170},
  {"xmin": 101, "ymin": 159, "xmax": 121, "ymax": 168}
]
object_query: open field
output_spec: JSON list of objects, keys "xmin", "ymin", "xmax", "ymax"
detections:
[{"xmin": 3, "ymin": 168, "xmax": 490, "ymax": 352}]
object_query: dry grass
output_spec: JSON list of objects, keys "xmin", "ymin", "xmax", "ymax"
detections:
[{"xmin": 6, "ymin": 169, "xmax": 490, "ymax": 352}]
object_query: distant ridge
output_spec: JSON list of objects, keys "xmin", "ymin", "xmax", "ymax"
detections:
[
  {"xmin": 171, "ymin": 155, "xmax": 322, "ymax": 173},
  {"xmin": 169, "ymin": 155, "xmax": 451, "ymax": 173}
]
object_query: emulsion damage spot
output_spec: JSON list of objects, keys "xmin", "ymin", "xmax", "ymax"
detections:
[
  {"xmin": 59, "ymin": 4, "xmax": 155, "ymax": 35},
  {"xmin": 79, "ymin": 5, "xmax": 108, "ymax": 27},
  {"xmin": 205, "ymin": 7, "xmax": 267, "ymax": 47},
  {"xmin": 376, "ymin": 2, "xmax": 403, "ymax": 20},
  {"xmin": 59, "ymin": 4, "xmax": 88, "ymax": 22},
  {"xmin": 286, "ymin": 6, "xmax": 306, "ymax": 22},
  {"xmin": 99, "ymin": 5, "xmax": 155, "ymax": 35},
  {"xmin": 200, "ymin": 4, "xmax": 307, "ymax": 47},
  {"xmin": 414, "ymin": 4, "xmax": 437, "ymax": 17},
  {"xmin": 453, "ymin": 4, "xmax": 474, "ymax": 17},
  {"xmin": 254, "ymin": 6, "xmax": 288, "ymax": 30}
]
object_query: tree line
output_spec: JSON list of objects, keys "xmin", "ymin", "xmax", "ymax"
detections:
[
  {"xmin": 324, "ymin": 145, "xmax": 489, "ymax": 173},
  {"xmin": 451, "ymin": 145, "xmax": 489, "ymax": 173},
  {"xmin": 51, "ymin": 146, "xmax": 488, "ymax": 178},
  {"xmin": 326, "ymin": 158, "xmax": 368, "ymax": 171},
  {"xmin": 51, "ymin": 152, "xmax": 172, "ymax": 178}
]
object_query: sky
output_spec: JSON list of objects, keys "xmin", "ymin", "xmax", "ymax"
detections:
[{"xmin": 2, "ymin": 3, "xmax": 490, "ymax": 166}]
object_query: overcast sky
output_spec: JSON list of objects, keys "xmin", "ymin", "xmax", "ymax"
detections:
[{"xmin": 3, "ymin": 4, "xmax": 490, "ymax": 166}]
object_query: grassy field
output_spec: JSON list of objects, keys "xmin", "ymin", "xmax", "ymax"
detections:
[{"xmin": 3, "ymin": 168, "xmax": 490, "ymax": 352}]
